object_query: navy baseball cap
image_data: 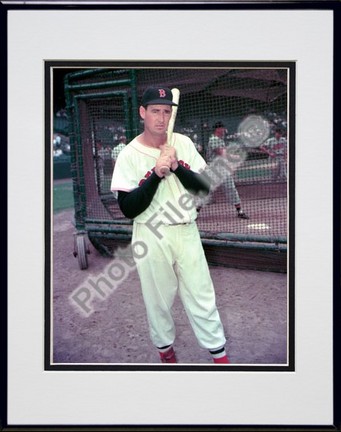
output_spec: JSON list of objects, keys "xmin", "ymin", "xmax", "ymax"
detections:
[
  {"xmin": 214, "ymin": 121, "xmax": 225, "ymax": 129},
  {"xmin": 141, "ymin": 87, "xmax": 178, "ymax": 107}
]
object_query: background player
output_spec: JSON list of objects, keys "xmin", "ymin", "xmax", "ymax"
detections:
[
  {"xmin": 207, "ymin": 121, "xmax": 249, "ymax": 219},
  {"xmin": 111, "ymin": 135, "xmax": 127, "ymax": 165},
  {"xmin": 111, "ymin": 87, "xmax": 230, "ymax": 364},
  {"xmin": 260, "ymin": 127, "xmax": 287, "ymax": 181}
]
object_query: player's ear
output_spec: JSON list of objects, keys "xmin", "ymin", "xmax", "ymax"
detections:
[{"xmin": 139, "ymin": 105, "xmax": 146, "ymax": 119}]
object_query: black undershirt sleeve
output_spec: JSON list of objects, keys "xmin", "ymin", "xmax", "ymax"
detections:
[
  {"xmin": 117, "ymin": 164, "xmax": 210, "ymax": 220},
  {"xmin": 171, "ymin": 163, "xmax": 210, "ymax": 196},
  {"xmin": 117, "ymin": 171, "xmax": 162, "ymax": 219}
]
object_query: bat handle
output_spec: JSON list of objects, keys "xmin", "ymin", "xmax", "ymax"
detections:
[{"xmin": 160, "ymin": 165, "xmax": 171, "ymax": 176}]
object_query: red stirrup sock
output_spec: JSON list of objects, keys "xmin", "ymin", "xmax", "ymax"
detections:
[
  {"xmin": 213, "ymin": 354, "xmax": 230, "ymax": 364},
  {"xmin": 209, "ymin": 347, "xmax": 230, "ymax": 364}
]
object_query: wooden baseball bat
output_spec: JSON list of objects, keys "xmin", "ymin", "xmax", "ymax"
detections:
[{"xmin": 160, "ymin": 88, "xmax": 180, "ymax": 176}]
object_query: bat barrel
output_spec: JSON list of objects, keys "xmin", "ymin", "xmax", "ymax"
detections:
[{"xmin": 161, "ymin": 88, "xmax": 180, "ymax": 176}]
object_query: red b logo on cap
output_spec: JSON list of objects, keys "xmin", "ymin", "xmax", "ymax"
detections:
[{"xmin": 158, "ymin": 89, "xmax": 166, "ymax": 98}]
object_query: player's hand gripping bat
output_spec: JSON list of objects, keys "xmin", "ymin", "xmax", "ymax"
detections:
[{"xmin": 159, "ymin": 88, "xmax": 180, "ymax": 176}]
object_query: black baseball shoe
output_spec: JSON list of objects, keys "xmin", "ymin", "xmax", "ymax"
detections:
[{"xmin": 237, "ymin": 210, "xmax": 249, "ymax": 220}]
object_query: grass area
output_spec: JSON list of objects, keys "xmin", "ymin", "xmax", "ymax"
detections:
[
  {"xmin": 235, "ymin": 160, "xmax": 274, "ymax": 181},
  {"xmin": 53, "ymin": 179, "xmax": 74, "ymax": 213},
  {"xmin": 236, "ymin": 167, "xmax": 272, "ymax": 181}
]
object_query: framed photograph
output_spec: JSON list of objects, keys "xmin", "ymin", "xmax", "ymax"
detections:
[
  {"xmin": 3, "ymin": 1, "xmax": 340, "ymax": 430},
  {"xmin": 47, "ymin": 61, "xmax": 293, "ymax": 372}
]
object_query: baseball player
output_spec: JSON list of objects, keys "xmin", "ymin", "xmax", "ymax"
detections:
[
  {"xmin": 207, "ymin": 121, "xmax": 249, "ymax": 219},
  {"xmin": 111, "ymin": 87, "xmax": 229, "ymax": 364},
  {"xmin": 112, "ymin": 135, "xmax": 127, "ymax": 163},
  {"xmin": 260, "ymin": 128, "xmax": 287, "ymax": 181}
]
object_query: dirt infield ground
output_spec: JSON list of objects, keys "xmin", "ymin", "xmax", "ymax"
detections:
[{"xmin": 52, "ymin": 209, "xmax": 288, "ymax": 366}]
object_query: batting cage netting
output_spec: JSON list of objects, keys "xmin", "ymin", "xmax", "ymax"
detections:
[{"xmin": 57, "ymin": 66, "xmax": 291, "ymax": 272}]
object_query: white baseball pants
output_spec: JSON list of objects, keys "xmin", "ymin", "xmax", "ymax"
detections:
[{"xmin": 132, "ymin": 222, "xmax": 226, "ymax": 351}]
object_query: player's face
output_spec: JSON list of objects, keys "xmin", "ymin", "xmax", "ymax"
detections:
[
  {"xmin": 140, "ymin": 105, "xmax": 172, "ymax": 137},
  {"xmin": 215, "ymin": 127, "xmax": 225, "ymax": 138}
]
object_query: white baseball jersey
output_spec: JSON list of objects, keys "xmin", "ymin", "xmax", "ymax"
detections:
[
  {"xmin": 207, "ymin": 134, "xmax": 225, "ymax": 162},
  {"xmin": 111, "ymin": 133, "xmax": 207, "ymax": 224},
  {"xmin": 263, "ymin": 136, "xmax": 287, "ymax": 157},
  {"xmin": 111, "ymin": 143, "xmax": 126, "ymax": 162}
]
